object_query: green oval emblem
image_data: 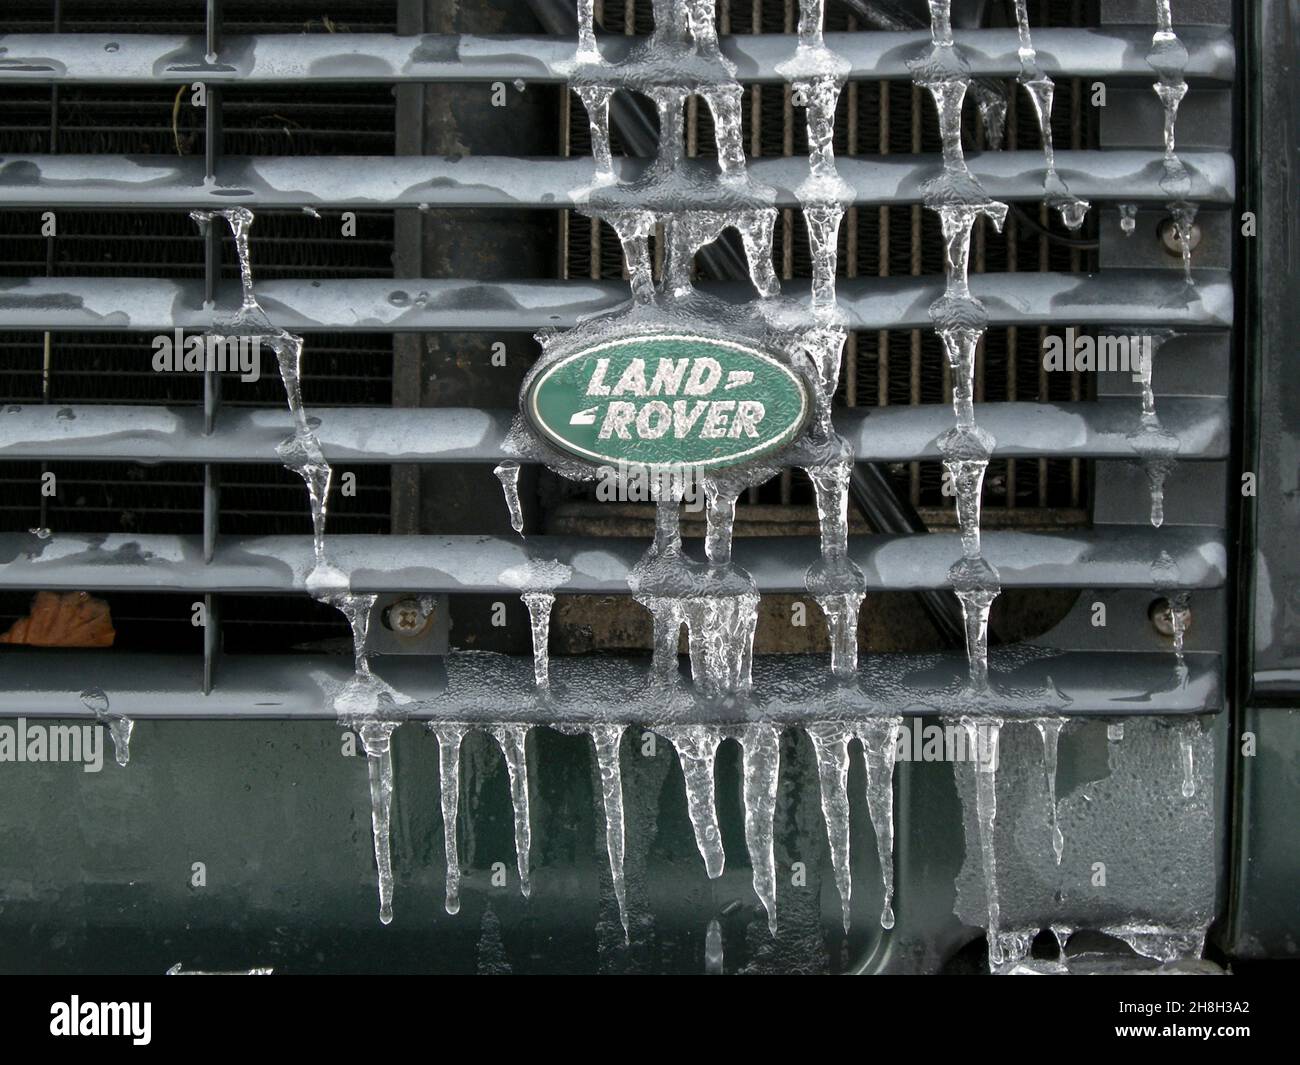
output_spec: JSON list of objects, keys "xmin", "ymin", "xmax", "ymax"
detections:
[{"xmin": 526, "ymin": 333, "xmax": 809, "ymax": 470}]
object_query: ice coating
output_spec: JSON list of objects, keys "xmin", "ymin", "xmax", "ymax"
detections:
[
  {"xmin": 910, "ymin": 1, "xmax": 1008, "ymax": 691},
  {"xmin": 806, "ymin": 723, "xmax": 854, "ymax": 933},
  {"xmin": 1035, "ymin": 717, "xmax": 1066, "ymax": 865},
  {"xmin": 660, "ymin": 724, "xmax": 726, "ymax": 878},
  {"xmin": 357, "ymin": 719, "xmax": 397, "ymax": 925},
  {"xmin": 1148, "ymin": 0, "xmax": 1198, "ymax": 286},
  {"xmin": 1105, "ymin": 923, "xmax": 1205, "ymax": 965},
  {"xmin": 79, "ymin": 687, "xmax": 132, "ymax": 767},
  {"xmin": 431, "ymin": 724, "xmax": 467, "ymax": 915},
  {"xmin": 738, "ymin": 723, "xmax": 781, "ymax": 936},
  {"xmin": 856, "ymin": 718, "xmax": 901, "ymax": 930},
  {"xmin": 1012, "ymin": 0, "xmax": 1089, "ymax": 229},
  {"xmin": 490, "ymin": 723, "xmax": 534, "ymax": 897},
  {"xmin": 589, "ymin": 723, "xmax": 630, "ymax": 941}
]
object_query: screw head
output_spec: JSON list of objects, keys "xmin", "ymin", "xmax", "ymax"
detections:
[
  {"xmin": 385, "ymin": 597, "xmax": 433, "ymax": 637},
  {"xmin": 1148, "ymin": 597, "xmax": 1192, "ymax": 638},
  {"xmin": 1159, "ymin": 216, "xmax": 1202, "ymax": 255}
]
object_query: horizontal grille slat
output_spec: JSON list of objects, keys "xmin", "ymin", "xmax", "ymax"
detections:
[
  {"xmin": 0, "ymin": 27, "xmax": 1236, "ymax": 85},
  {"xmin": 0, "ymin": 150, "xmax": 1237, "ymax": 208},
  {"xmin": 0, "ymin": 527, "xmax": 1227, "ymax": 595},
  {"xmin": 0, "ymin": 648, "xmax": 1221, "ymax": 721},
  {"xmin": 0, "ymin": 270, "xmax": 1235, "ymax": 332},
  {"xmin": 0, "ymin": 397, "xmax": 1230, "ymax": 464}
]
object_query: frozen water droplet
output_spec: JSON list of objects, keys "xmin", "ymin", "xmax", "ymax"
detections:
[{"xmin": 80, "ymin": 687, "xmax": 133, "ymax": 766}]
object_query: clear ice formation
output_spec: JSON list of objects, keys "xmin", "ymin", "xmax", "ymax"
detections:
[
  {"xmin": 961, "ymin": 716, "xmax": 1009, "ymax": 967},
  {"xmin": 357, "ymin": 719, "xmax": 398, "ymax": 924},
  {"xmin": 589, "ymin": 724, "xmax": 630, "ymax": 940},
  {"xmin": 806, "ymin": 723, "xmax": 855, "ymax": 932},
  {"xmin": 431, "ymin": 724, "xmax": 468, "ymax": 915},
  {"xmin": 491, "ymin": 723, "xmax": 534, "ymax": 898},
  {"xmin": 660, "ymin": 724, "xmax": 727, "ymax": 879},
  {"xmin": 909, "ymin": 0, "xmax": 1008, "ymax": 691},
  {"xmin": 1035, "ymin": 717, "xmax": 1065, "ymax": 865},
  {"xmin": 182, "ymin": 0, "xmax": 1206, "ymax": 956},
  {"xmin": 1012, "ymin": 0, "xmax": 1089, "ymax": 229},
  {"xmin": 857, "ymin": 719, "xmax": 901, "ymax": 930},
  {"xmin": 198, "ymin": 207, "xmax": 409, "ymax": 923},
  {"xmin": 79, "ymin": 687, "xmax": 132, "ymax": 767},
  {"xmin": 1148, "ymin": 0, "xmax": 1198, "ymax": 286},
  {"xmin": 738, "ymin": 723, "xmax": 782, "ymax": 935}
]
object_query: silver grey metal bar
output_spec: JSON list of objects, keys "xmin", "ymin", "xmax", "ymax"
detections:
[
  {"xmin": 0, "ymin": 647, "xmax": 1222, "ymax": 721},
  {"xmin": 0, "ymin": 271, "xmax": 1235, "ymax": 332},
  {"xmin": 0, "ymin": 150, "xmax": 1237, "ymax": 209},
  {"xmin": 0, "ymin": 527, "xmax": 1227, "ymax": 594},
  {"xmin": 0, "ymin": 397, "xmax": 1230, "ymax": 464},
  {"xmin": 0, "ymin": 27, "xmax": 1235, "ymax": 85}
]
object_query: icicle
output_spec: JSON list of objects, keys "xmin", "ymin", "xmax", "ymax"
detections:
[
  {"xmin": 660, "ymin": 724, "xmax": 726, "ymax": 878},
  {"xmin": 1177, "ymin": 718, "xmax": 1199, "ymax": 799},
  {"xmin": 431, "ymin": 724, "xmax": 467, "ymax": 916},
  {"xmin": 576, "ymin": 0, "xmax": 599, "ymax": 59},
  {"xmin": 856, "ymin": 718, "xmax": 901, "ymax": 930},
  {"xmin": 80, "ymin": 687, "xmax": 132, "ymax": 767},
  {"xmin": 197, "ymin": 206, "xmax": 349, "ymax": 593},
  {"xmin": 357, "ymin": 720, "xmax": 398, "ymax": 925},
  {"xmin": 1168, "ymin": 202, "xmax": 1199, "ymax": 285},
  {"xmin": 520, "ymin": 591, "xmax": 555, "ymax": 689},
  {"xmin": 1012, "ymin": 0, "xmax": 1088, "ymax": 228},
  {"xmin": 576, "ymin": 85, "xmax": 615, "ymax": 178},
  {"xmin": 1052, "ymin": 923, "xmax": 1073, "ymax": 959},
  {"xmin": 806, "ymin": 724, "xmax": 853, "ymax": 933},
  {"xmin": 493, "ymin": 461, "xmax": 524, "ymax": 535},
  {"xmin": 738, "ymin": 723, "xmax": 781, "ymax": 936},
  {"xmin": 910, "ymin": 2, "xmax": 1008, "ymax": 692},
  {"xmin": 961, "ymin": 716, "xmax": 1007, "ymax": 968},
  {"xmin": 1035, "ymin": 717, "xmax": 1065, "ymax": 865},
  {"xmin": 704, "ymin": 917, "xmax": 725, "ymax": 973},
  {"xmin": 1148, "ymin": 0, "xmax": 1197, "ymax": 287},
  {"xmin": 589, "ymin": 723, "xmax": 630, "ymax": 942},
  {"xmin": 805, "ymin": 459, "xmax": 866, "ymax": 677},
  {"xmin": 490, "ymin": 723, "xmax": 534, "ymax": 898},
  {"xmin": 1118, "ymin": 203, "xmax": 1138, "ymax": 236}
]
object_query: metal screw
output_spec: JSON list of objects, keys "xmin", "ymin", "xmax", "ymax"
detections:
[
  {"xmin": 1159, "ymin": 217, "xmax": 1202, "ymax": 255},
  {"xmin": 385, "ymin": 597, "xmax": 433, "ymax": 637},
  {"xmin": 1148, "ymin": 597, "xmax": 1191, "ymax": 638}
]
